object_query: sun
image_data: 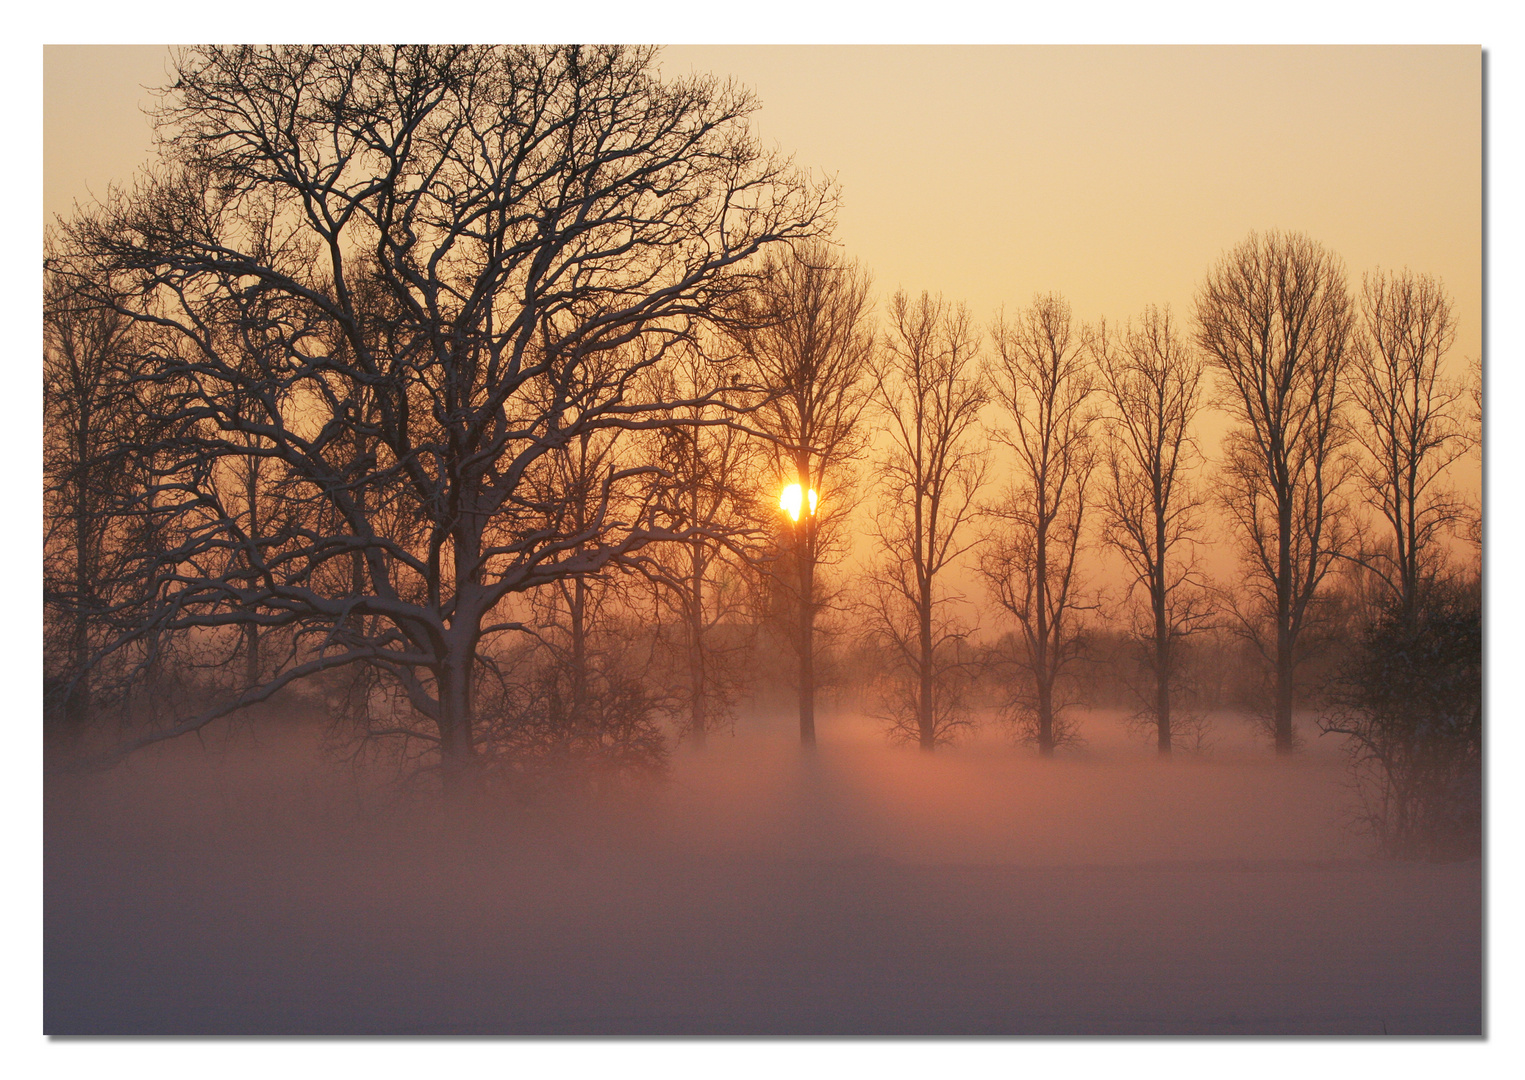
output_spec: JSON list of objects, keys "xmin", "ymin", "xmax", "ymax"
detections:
[{"xmin": 779, "ymin": 482, "xmax": 818, "ymax": 523}]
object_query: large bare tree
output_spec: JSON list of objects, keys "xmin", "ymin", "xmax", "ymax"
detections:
[
  {"xmin": 865, "ymin": 291, "xmax": 987, "ymax": 750},
  {"xmin": 981, "ymin": 293, "xmax": 1097, "ymax": 756},
  {"xmin": 1195, "ymin": 230, "xmax": 1354, "ymax": 753},
  {"xmin": 1094, "ymin": 306, "xmax": 1212, "ymax": 755},
  {"xmin": 55, "ymin": 45, "xmax": 830, "ymax": 795},
  {"xmin": 732, "ymin": 242, "xmax": 874, "ymax": 747},
  {"xmin": 1349, "ymin": 268, "xmax": 1467, "ymax": 621}
]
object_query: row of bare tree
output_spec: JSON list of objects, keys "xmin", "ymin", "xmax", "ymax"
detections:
[
  {"xmin": 43, "ymin": 46, "xmax": 1480, "ymax": 800},
  {"xmin": 735, "ymin": 231, "xmax": 1474, "ymax": 760}
]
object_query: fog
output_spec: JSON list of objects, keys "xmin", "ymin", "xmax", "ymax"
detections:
[
  {"xmin": 46, "ymin": 707, "xmax": 1481, "ymax": 1036},
  {"xmin": 39, "ymin": 42, "xmax": 1484, "ymax": 1045}
]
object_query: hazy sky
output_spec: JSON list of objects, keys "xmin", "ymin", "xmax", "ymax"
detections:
[
  {"xmin": 45, "ymin": 45, "xmax": 1481, "ymax": 356},
  {"xmin": 42, "ymin": 43, "xmax": 1483, "ymax": 590},
  {"xmin": 26, "ymin": 38, "xmax": 1506, "ymax": 1074},
  {"xmin": 658, "ymin": 46, "xmax": 1480, "ymax": 358}
]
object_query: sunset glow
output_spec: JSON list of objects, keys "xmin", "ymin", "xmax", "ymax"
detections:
[
  {"xmin": 779, "ymin": 482, "xmax": 818, "ymax": 522},
  {"xmin": 40, "ymin": 43, "xmax": 1484, "ymax": 1042}
]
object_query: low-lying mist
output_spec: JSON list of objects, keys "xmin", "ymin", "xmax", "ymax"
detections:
[{"xmin": 46, "ymin": 708, "xmax": 1482, "ymax": 1036}]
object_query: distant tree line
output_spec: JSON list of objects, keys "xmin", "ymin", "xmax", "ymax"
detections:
[{"xmin": 44, "ymin": 45, "xmax": 1481, "ymax": 853}]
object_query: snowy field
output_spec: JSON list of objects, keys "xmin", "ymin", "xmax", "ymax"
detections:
[{"xmin": 45, "ymin": 708, "xmax": 1482, "ymax": 1036}]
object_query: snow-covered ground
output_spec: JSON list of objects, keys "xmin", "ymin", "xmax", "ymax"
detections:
[{"xmin": 45, "ymin": 709, "xmax": 1482, "ymax": 1035}]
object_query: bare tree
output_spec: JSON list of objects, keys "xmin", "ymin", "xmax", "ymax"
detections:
[
  {"xmin": 540, "ymin": 427, "xmax": 626, "ymax": 737},
  {"xmin": 1094, "ymin": 306, "xmax": 1212, "ymax": 755},
  {"xmin": 638, "ymin": 343, "xmax": 766, "ymax": 748},
  {"xmin": 981, "ymin": 294, "xmax": 1097, "ymax": 756},
  {"xmin": 1319, "ymin": 579, "xmax": 1481, "ymax": 858},
  {"xmin": 1464, "ymin": 353, "xmax": 1482, "ymax": 549},
  {"xmin": 43, "ymin": 256, "xmax": 201, "ymax": 748},
  {"xmin": 55, "ymin": 45, "xmax": 830, "ymax": 797},
  {"xmin": 474, "ymin": 571, "xmax": 669, "ymax": 794},
  {"xmin": 206, "ymin": 277, "xmax": 306, "ymax": 698},
  {"xmin": 1467, "ymin": 354, "xmax": 1482, "ymax": 444},
  {"xmin": 42, "ymin": 264, "xmax": 138, "ymax": 738},
  {"xmin": 520, "ymin": 519, "xmax": 671, "ymax": 788},
  {"xmin": 1195, "ymin": 230, "xmax": 1355, "ymax": 753},
  {"xmin": 732, "ymin": 242, "xmax": 874, "ymax": 747},
  {"xmin": 865, "ymin": 291, "xmax": 987, "ymax": 750},
  {"xmin": 1349, "ymin": 269, "xmax": 1467, "ymax": 621}
]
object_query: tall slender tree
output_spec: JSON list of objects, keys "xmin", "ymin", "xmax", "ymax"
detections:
[
  {"xmin": 1094, "ymin": 306, "xmax": 1211, "ymax": 755},
  {"xmin": 732, "ymin": 242, "xmax": 874, "ymax": 747},
  {"xmin": 640, "ymin": 343, "xmax": 765, "ymax": 748},
  {"xmin": 42, "ymin": 264, "xmax": 136, "ymax": 738},
  {"xmin": 1349, "ymin": 269, "xmax": 1466, "ymax": 622},
  {"xmin": 865, "ymin": 291, "xmax": 987, "ymax": 750},
  {"xmin": 981, "ymin": 293, "xmax": 1097, "ymax": 756},
  {"xmin": 1195, "ymin": 230, "xmax": 1355, "ymax": 753}
]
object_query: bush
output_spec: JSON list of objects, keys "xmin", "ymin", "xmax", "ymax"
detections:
[{"xmin": 1320, "ymin": 584, "xmax": 1481, "ymax": 859}]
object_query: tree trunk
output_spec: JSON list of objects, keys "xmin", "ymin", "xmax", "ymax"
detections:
[
  {"xmin": 1035, "ymin": 503, "xmax": 1054, "ymax": 757},
  {"xmin": 1036, "ymin": 674, "xmax": 1054, "ymax": 756},
  {"xmin": 1155, "ymin": 627, "xmax": 1172, "ymax": 756},
  {"xmin": 348, "ymin": 432, "xmax": 368, "ymax": 638},
  {"xmin": 1154, "ymin": 510, "xmax": 1172, "ymax": 756},
  {"xmin": 437, "ymin": 650, "xmax": 476, "ymax": 804},
  {"xmin": 797, "ymin": 516, "xmax": 816, "ymax": 748},
  {"xmin": 66, "ymin": 464, "xmax": 93, "ymax": 738},
  {"xmin": 243, "ymin": 456, "xmax": 261, "ymax": 693},
  {"xmin": 689, "ymin": 537, "xmax": 707, "ymax": 749},
  {"xmin": 570, "ymin": 574, "xmax": 588, "ymax": 722},
  {"xmin": 67, "ymin": 562, "xmax": 92, "ymax": 736},
  {"xmin": 1274, "ymin": 638, "xmax": 1295, "ymax": 753},
  {"xmin": 66, "ymin": 609, "xmax": 91, "ymax": 737},
  {"xmin": 1401, "ymin": 472, "xmax": 1419, "ymax": 626},
  {"xmin": 243, "ymin": 622, "xmax": 260, "ymax": 691},
  {"xmin": 1275, "ymin": 496, "xmax": 1295, "ymax": 753},
  {"xmin": 689, "ymin": 632, "xmax": 708, "ymax": 749},
  {"xmin": 918, "ymin": 579, "xmax": 934, "ymax": 751},
  {"xmin": 440, "ymin": 515, "xmax": 482, "ymax": 803}
]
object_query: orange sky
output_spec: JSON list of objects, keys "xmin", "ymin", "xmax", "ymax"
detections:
[
  {"xmin": 43, "ymin": 45, "xmax": 1482, "ymax": 593},
  {"xmin": 45, "ymin": 46, "xmax": 1481, "ymax": 348},
  {"xmin": 656, "ymin": 46, "xmax": 1480, "ymax": 363}
]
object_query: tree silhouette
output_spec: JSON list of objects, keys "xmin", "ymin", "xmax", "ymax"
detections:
[
  {"xmin": 638, "ymin": 343, "xmax": 766, "ymax": 749},
  {"xmin": 981, "ymin": 294, "xmax": 1097, "ymax": 756},
  {"xmin": 1349, "ymin": 269, "xmax": 1468, "ymax": 621},
  {"xmin": 1195, "ymin": 230, "xmax": 1354, "ymax": 753},
  {"xmin": 1094, "ymin": 306, "xmax": 1212, "ymax": 755},
  {"xmin": 55, "ymin": 45, "xmax": 831, "ymax": 796},
  {"xmin": 865, "ymin": 291, "xmax": 987, "ymax": 750},
  {"xmin": 1319, "ymin": 581, "xmax": 1481, "ymax": 858},
  {"xmin": 42, "ymin": 263, "xmax": 141, "ymax": 741},
  {"xmin": 730, "ymin": 242, "xmax": 873, "ymax": 747}
]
